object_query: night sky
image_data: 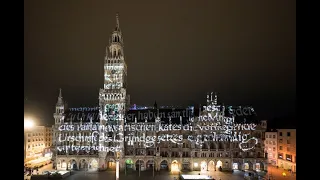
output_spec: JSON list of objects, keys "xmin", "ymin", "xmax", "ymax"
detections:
[{"xmin": 24, "ymin": 0, "xmax": 296, "ymax": 126}]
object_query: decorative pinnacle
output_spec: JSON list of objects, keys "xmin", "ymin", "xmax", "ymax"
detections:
[
  {"xmin": 59, "ymin": 88, "xmax": 62, "ymax": 98},
  {"xmin": 116, "ymin": 13, "xmax": 120, "ymax": 29}
]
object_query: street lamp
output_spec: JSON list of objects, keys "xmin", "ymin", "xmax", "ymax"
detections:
[
  {"xmin": 24, "ymin": 118, "xmax": 35, "ymax": 163},
  {"xmin": 24, "ymin": 118, "xmax": 34, "ymax": 129},
  {"xmin": 116, "ymin": 151, "xmax": 120, "ymax": 180}
]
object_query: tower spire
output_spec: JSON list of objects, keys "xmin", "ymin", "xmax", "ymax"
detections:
[
  {"xmin": 57, "ymin": 88, "xmax": 63, "ymax": 106},
  {"xmin": 214, "ymin": 92, "xmax": 218, "ymax": 105},
  {"xmin": 59, "ymin": 88, "xmax": 62, "ymax": 98},
  {"xmin": 116, "ymin": 13, "xmax": 120, "ymax": 30}
]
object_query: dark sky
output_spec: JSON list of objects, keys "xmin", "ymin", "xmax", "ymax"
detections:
[{"xmin": 24, "ymin": 0, "xmax": 296, "ymax": 126}]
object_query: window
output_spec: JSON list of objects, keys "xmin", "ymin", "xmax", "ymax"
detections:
[
  {"xmin": 127, "ymin": 141, "xmax": 133, "ymax": 146},
  {"xmin": 286, "ymin": 154, "xmax": 292, "ymax": 162},
  {"xmin": 279, "ymin": 132, "xmax": 282, "ymax": 136},
  {"xmin": 273, "ymin": 135, "xmax": 276, "ymax": 138},
  {"xmin": 279, "ymin": 146, "xmax": 283, "ymax": 150},
  {"xmin": 278, "ymin": 153, "xmax": 283, "ymax": 159},
  {"xmin": 287, "ymin": 140, "xmax": 290, "ymax": 144},
  {"xmin": 279, "ymin": 139, "xmax": 283, "ymax": 143},
  {"xmin": 273, "ymin": 147, "xmax": 276, "ymax": 151},
  {"xmin": 287, "ymin": 132, "xmax": 291, "ymax": 136}
]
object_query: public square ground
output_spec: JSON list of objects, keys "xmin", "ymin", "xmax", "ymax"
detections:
[{"xmin": 36, "ymin": 164, "xmax": 296, "ymax": 180}]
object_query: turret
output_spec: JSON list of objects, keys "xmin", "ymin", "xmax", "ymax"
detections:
[{"xmin": 54, "ymin": 88, "xmax": 64, "ymax": 124}]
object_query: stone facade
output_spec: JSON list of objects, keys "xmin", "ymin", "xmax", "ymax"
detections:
[{"xmin": 52, "ymin": 13, "xmax": 268, "ymax": 173}]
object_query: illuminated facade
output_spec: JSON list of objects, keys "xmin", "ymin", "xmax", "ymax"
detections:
[
  {"xmin": 53, "ymin": 13, "xmax": 127, "ymax": 171},
  {"xmin": 117, "ymin": 97, "xmax": 268, "ymax": 173},
  {"xmin": 24, "ymin": 126, "xmax": 53, "ymax": 162},
  {"xmin": 98, "ymin": 12, "xmax": 128, "ymax": 171},
  {"xmin": 277, "ymin": 129, "xmax": 296, "ymax": 172},
  {"xmin": 264, "ymin": 130, "xmax": 277, "ymax": 165},
  {"xmin": 52, "ymin": 13, "xmax": 268, "ymax": 172}
]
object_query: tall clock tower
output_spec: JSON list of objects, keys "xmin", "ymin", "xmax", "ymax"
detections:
[{"xmin": 98, "ymin": 13, "xmax": 128, "ymax": 170}]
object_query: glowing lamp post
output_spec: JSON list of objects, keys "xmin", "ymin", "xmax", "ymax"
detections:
[
  {"xmin": 116, "ymin": 151, "xmax": 120, "ymax": 180},
  {"xmin": 116, "ymin": 160, "xmax": 119, "ymax": 180},
  {"xmin": 24, "ymin": 118, "xmax": 34, "ymax": 129}
]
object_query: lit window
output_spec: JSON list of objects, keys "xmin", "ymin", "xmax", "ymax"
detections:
[{"xmin": 127, "ymin": 141, "xmax": 133, "ymax": 146}]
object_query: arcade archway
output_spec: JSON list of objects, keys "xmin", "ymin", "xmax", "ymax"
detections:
[
  {"xmin": 68, "ymin": 159, "xmax": 77, "ymax": 170},
  {"xmin": 160, "ymin": 160, "xmax": 168, "ymax": 170},
  {"xmin": 107, "ymin": 158, "xmax": 115, "ymax": 170},
  {"xmin": 243, "ymin": 162, "xmax": 253, "ymax": 170},
  {"xmin": 171, "ymin": 160, "xmax": 179, "ymax": 172},
  {"xmin": 58, "ymin": 159, "xmax": 67, "ymax": 170},
  {"xmin": 232, "ymin": 163, "xmax": 239, "ymax": 170},
  {"xmin": 146, "ymin": 160, "xmax": 154, "ymax": 170},
  {"xmin": 182, "ymin": 162, "xmax": 190, "ymax": 171},
  {"xmin": 255, "ymin": 162, "xmax": 264, "ymax": 171},
  {"xmin": 62, "ymin": 160, "xmax": 67, "ymax": 169},
  {"xmin": 125, "ymin": 159, "xmax": 134, "ymax": 169},
  {"xmin": 89, "ymin": 159, "xmax": 98, "ymax": 171},
  {"xmin": 79, "ymin": 159, "xmax": 88, "ymax": 170},
  {"xmin": 200, "ymin": 161, "xmax": 207, "ymax": 172},
  {"xmin": 136, "ymin": 160, "xmax": 145, "ymax": 171},
  {"xmin": 208, "ymin": 161, "xmax": 215, "ymax": 171},
  {"xmin": 216, "ymin": 160, "xmax": 222, "ymax": 169}
]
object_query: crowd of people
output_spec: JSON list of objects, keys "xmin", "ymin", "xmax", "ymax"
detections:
[{"xmin": 24, "ymin": 166, "xmax": 39, "ymax": 176}]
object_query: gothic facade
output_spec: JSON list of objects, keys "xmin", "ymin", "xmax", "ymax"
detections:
[{"xmin": 52, "ymin": 14, "xmax": 268, "ymax": 172}]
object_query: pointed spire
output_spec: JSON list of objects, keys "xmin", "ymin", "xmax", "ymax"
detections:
[
  {"xmin": 214, "ymin": 92, "xmax": 218, "ymax": 105},
  {"xmin": 116, "ymin": 12, "xmax": 120, "ymax": 30},
  {"xmin": 59, "ymin": 88, "xmax": 62, "ymax": 98},
  {"xmin": 56, "ymin": 88, "xmax": 63, "ymax": 106},
  {"xmin": 154, "ymin": 101, "xmax": 158, "ymax": 109}
]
